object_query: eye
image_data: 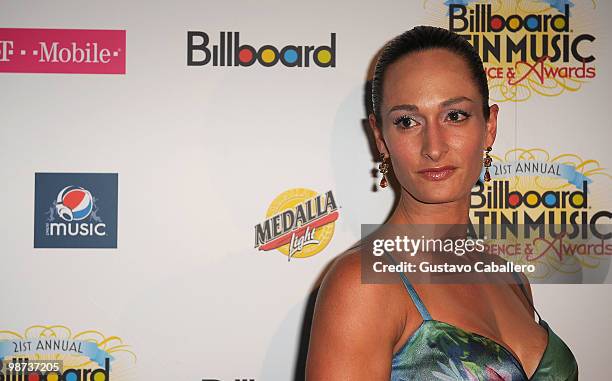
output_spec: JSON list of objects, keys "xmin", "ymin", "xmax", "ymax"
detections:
[
  {"xmin": 393, "ymin": 115, "xmax": 418, "ymax": 129},
  {"xmin": 446, "ymin": 110, "xmax": 472, "ymax": 123}
]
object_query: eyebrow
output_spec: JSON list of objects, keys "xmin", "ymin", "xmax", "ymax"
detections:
[{"xmin": 387, "ymin": 96, "xmax": 474, "ymax": 114}]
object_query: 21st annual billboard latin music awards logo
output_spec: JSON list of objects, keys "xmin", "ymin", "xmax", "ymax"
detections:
[
  {"xmin": 187, "ymin": 32, "xmax": 336, "ymax": 68},
  {"xmin": 0, "ymin": 325, "xmax": 136, "ymax": 381},
  {"xmin": 0, "ymin": 28, "xmax": 126, "ymax": 74},
  {"xmin": 470, "ymin": 148, "xmax": 611, "ymax": 280},
  {"xmin": 34, "ymin": 173, "xmax": 118, "ymax": 248},
  {"xmin": 254, "ymin": 188, "xmax": 339, "ymax": 260},
  {"xmin": 428, "ymin": 0, "xmax": 599, "ymax": 101}
]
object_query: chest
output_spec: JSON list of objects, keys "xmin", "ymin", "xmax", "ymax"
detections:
[{"xmin": 394, "ymin": 283, "xmax": 548, "ymax": 377}]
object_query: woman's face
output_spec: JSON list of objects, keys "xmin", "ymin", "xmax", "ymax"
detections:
[{"xmin": 370, "ymin": 48, "xmax": 498, "ymax": 204}]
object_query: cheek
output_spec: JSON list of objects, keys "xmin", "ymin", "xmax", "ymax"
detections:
[
  {"xmin": 384, "ymin": 135, "xmax": 422, "ymax": 170},
  {"xmin": 383, "ymin": 125, "xmax": 486, "ymax": 179},
  {"xmin": 451, "ymin": 138, "xmax": 483, "ymax": 162},
  {"xmin": 449, "ymin": 132, "xmax": 486, "ymax": 180}
]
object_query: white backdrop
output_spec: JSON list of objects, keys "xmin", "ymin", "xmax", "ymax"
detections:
[{"xmin": 1, "ymin": 0, "xmax": 611, "ymax": 380}]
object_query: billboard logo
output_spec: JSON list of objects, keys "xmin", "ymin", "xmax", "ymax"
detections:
[
  {"xmin": 0, "ymin": 28, "xmax": 126, "ymax": 74},
  {"xmin": 34, "ymin": 173, "xmax": 118, "ymax": 248},
  {"xmin": 447, "ymin": 2, "xmax": 595, "ymax": 64},
  {"xmin": 0, "ymin": 324, "xmax": 136, "ymax": 380},
  {"xmin": 187, "ymin": 32, "xmax": 336, "ymax": 68},
  {"xmin": 470, "ymin": 148, "xmax": 610, "ymax": 229},
  {"xmin": 428, "ymin": 1, "xmax": 599, "ymax": 101}
]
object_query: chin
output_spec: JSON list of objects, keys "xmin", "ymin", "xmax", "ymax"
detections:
[
  {"xmin": 406, "ymin": 180, "xmax": 467, "ymax": 204},
  {"xmin": 412, "ymin": 192, "xmax": 460, "ymax": 204}
]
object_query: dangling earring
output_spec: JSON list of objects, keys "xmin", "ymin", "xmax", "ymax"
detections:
[
  {"xmin": 483, "ymin": 146, "xmax": 492, "ymax": 182},
  {"xmin": 378, "ymin": 153, "xmax": 390, "ymax": 188}
]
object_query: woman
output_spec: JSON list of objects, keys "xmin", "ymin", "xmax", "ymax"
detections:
[{"xmin": 305, "ymin": 26, "xmax": 578, "ymax": 381}]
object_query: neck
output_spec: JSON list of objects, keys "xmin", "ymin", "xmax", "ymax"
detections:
[{"xmin": 387, "ymin": 188, "xmax": 471, "ymax": 226}]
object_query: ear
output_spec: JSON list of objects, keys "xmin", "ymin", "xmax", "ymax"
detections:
[
  {"xmin": 484, "ymin": 104, "xmax": 499, "ymax": 148},
  {"xmin": 368, "ymin": 113, "xmax": 389, "ymax": 156}
]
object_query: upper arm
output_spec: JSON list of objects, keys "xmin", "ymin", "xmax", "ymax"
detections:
[{"xmin": 305, "ymin": 252, "xmax": 400, "ymax": 380}]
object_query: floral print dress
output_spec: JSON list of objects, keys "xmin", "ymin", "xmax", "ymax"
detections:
[{"xmin": 385, "ymin": 254, "xmax": 578, "ymax": 381}]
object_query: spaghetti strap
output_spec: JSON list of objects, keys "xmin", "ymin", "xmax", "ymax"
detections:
[
  {"xmin": 384, "ymin": 253, "xmax": 432, "ymax": 321},
  {"xmin": 511, "ymin": 271, "xmax": 543, "ymax": 323}
]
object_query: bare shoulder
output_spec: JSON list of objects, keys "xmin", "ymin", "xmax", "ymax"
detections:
[
  {"xmin": 487, "ymin": 252, "xmax": 535, "ymax": 304},
  {"xmin": 315, "ymin": 247, "xmax": 394, "ymax": 325},
  {"xmin": 305, "ymin": 246, "xmax": 403, "ymax": 380},
  {"xmin": 501, "ymin": 262, "xmax": 536, "ymax": 315},
  {"xmin": 317, "ymin": 246, "xmax": 399, "ymax": 314},
  {"xmin": 319, "ymin": 246, "xmax": 367, "ymax": 296},
  {"xmin": 515, "ymin": 270, "xmax": 534, "ymax": 303}
]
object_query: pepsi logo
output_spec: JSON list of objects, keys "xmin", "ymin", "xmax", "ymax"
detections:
[{"xmin": 55, "ymin": 185, "xmax": 94, "ymax": 222}]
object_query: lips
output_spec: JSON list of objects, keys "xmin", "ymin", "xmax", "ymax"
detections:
[{"xmin": 417, "ymin": 166, "xmax": 457, "ymax": 181}]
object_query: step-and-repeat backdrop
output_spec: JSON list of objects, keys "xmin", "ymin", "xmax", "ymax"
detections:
[{"xmin": 1, "ymin": 0, "xmax": 611, "ymax": 380}]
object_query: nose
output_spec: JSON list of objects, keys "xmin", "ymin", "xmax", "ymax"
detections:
[{"xmin": 421, "ymin": 121, "xmax": 448, "ymax": 162}]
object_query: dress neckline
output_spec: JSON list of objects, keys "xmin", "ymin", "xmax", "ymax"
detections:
[{"xmin": 393, "ymin": 318, "xmax": 551, "ymax": 380}]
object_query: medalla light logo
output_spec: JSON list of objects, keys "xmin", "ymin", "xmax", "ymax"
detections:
[
  {"xmin": 187, "ymin": 32, "xmax": 336, "ymax": 67},
  {"xmin": 34, "ymin": 173, "xmax": 118, "ymax": 248}
]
